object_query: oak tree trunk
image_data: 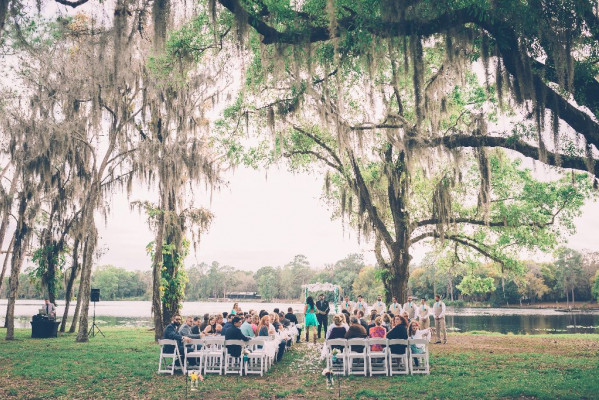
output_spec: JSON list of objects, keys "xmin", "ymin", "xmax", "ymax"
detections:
[
  {"xmin": 76, "ymin": 217, "xmax": 98, "ymax": 342},
  {"xmin": 6, "ymin": 192, "xmax": 32, "ymax": 340},
  {"xmin": 60, "ymin": 238, "xmax": 80, "ymax": 332}
]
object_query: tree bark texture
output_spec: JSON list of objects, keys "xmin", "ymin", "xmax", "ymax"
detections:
[
  {"xmin": 5, "ymin": 191, "xmax": 32, "ymax": 340},
  {"xmin": 76, "ymin": 215, "xmax": 98, "ymax": 342},
  {"xmin": 60, "ymin": 237, "xmax": 80, "ymax": 332}
]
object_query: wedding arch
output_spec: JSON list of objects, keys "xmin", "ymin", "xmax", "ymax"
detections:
[{"xmin": 302, "ymin": 283, "xmax": 341, "ymax": 313}]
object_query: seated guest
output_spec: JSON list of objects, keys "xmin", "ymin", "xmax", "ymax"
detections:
[
  {"xmin": 179, "ymin": 316, "xmax": 203, "ymax": 339},
  {"xmin": 387, "ymin": 315, "xmax": 408, "ymax": 354},
  {"xmin": 368, "ymin": 316, "xmax": 387, "ymax": 351},
  {"xmin": 327, "ymin": 314, "xmax": 348, "ymax": 351},
  {"xmin": 179, "ymin": 316, "xmax": 203, "ymax": 366},
  {"xmin": 273, "ymin": 308, "xmax": 280, "ymax": 315},
  {"xmin": 272, "ymin": 313, "xmax": 282, "ymax": 332},
  {"xmin": 382, "ymin": 313, "xmax": 392, "ymax": 332},
  {"xmin": 408, "ymin": 320, "xmax": 432, "ymax": 344},
  {"xmin": 278, "ymin": 312, "xmax": 291, "ymax": 328},
  {"xmin": 222, "ymin": 311, "xmax": 229, "ymax": 321},
  {"xmin": 285, "ymin": 307, "xmax": 301, "ymax": 342},
  {"xmin": 402, "ymin": 311, "xmax": 410, "ymax": 321},
  {"xmin": 257, "ymin": 315, "xmax": 271, "ymax": 337},
  {"xmin": 341, "ymin": 310, "xmax": 351, "ymax": 325},
  {"xmin": 224, "ymin": 316, "xmax": 251, "ymax": 358},
  {"xmin": 43, "ymin": 299, "xmax": 56, "ymax": 318},
  {"xmin": 240, "ymin": 314, "xmax": 255, "ymax": 338},
  {"xmin": 251, "ymin": 315, "xmax": 260, "ymax": 335},
  {"xmin": 221, "ymin": 314, "xmax": 235, "ymax": 336},
  {"xmin": 199, "ymin": 313, "xmax": 210, "ymax": 332},
  {"xmin": 408, "ymin": 320, "xmax": 431, "ymax": 366},
  {"xmin": 203, "ymin": 315, "xmax": 222, "ymax": 336},
  {"xmin": 270, "ymin": 313, "xmax": 288, "ymax": 360},
  {"xmin": 191, "ymin": 316, "xmax": 202, "ymax": 335},
  {"xmin": 367, "ymin": 311, "xmax": 378, "ymax": 332},
  {"xmin": 259, "ymin": 309, "xmax": 268, "ymax": 319},
  {"xmin": 326, "ymin": 313, "xmax": 349, "ymax": 340},
  {"xmin": 216, "ymin": 314, "xmax": 224, "ymax": 327},
  {"xmin": 345, "ymin": 317, "xmax": 367, "ymax": 353},
  {"xmin": 358, "ymin": 310, "xmax": 369, "ymax": 333},
  {"xmin": 162, "ymin": 315, "xmax": 191, "ymax": 363}
]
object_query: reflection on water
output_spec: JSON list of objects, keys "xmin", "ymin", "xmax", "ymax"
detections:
[
  {"xmin": 1, "ymin": 300, "xmax": 598, "ymax": 334},
  {"xmin": 444, "ymin": 314, "xmax": 599, "ymax": 334}
]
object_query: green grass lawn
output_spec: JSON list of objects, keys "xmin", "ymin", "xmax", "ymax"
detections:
[{"xmin": 0, "ymin": 327, "xmax": 598, "ymax": 399}]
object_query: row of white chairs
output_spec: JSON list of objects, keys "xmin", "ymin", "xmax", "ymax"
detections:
[
  {"xmin": 325, "ymin": 338, "xmax": 429, "ymax": 376},
  {"xmin": 158, "ymin": 336, "xmax": 285, "ymax": 376}
]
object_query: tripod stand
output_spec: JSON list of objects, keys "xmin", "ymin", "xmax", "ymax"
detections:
[{"xmin": 88, "ymin": 300, "xmax": 104, "ymax": 337}]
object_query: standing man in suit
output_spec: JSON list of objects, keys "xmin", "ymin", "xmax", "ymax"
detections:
[
  {"xmin": 353, "ymin": 295, "xmax": 368, "ymax": 315},
  {"xmin": 372, "ymin": 294, "xmax": 386, "ymax": 315},
  {"xmin": 316, "ymin": 293, "xmax": 330, "ymax": 339},
  {"xmin": 433, "ymin": 294, "xmax": 447, "ymax": 344},
  {"xmin": 341, "ymin": 296, "xmax": 354, "ymax": 313},
  {"xmin": 403, "ymin": 295, "xmax": 417, "ymax": 321},
  {"xmin": 418, "ymin": 298, "xmax": 431, "ymax": 329},
  {"xmin": 388, "ymin": 296, "xmax": 402, "ymax": 315}
]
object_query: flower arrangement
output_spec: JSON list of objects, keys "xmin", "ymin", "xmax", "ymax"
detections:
[
  {"xmin": 331, "ymin": 348, "xmax": 339, "ymax": 362},
  {"xmin": 322, "ymin": 368, "xmax": 334, "ymax": 388},
  {"xmin": 295, "ymin": 323, "xmax": 304, "ymax": 330},
  {"xmin": 188, "ymin": 371, "xmax": 203, "ymax": 391},
  {"xmin": 242, "ymin": 348, "xmax": 251, "ymax": 363}
]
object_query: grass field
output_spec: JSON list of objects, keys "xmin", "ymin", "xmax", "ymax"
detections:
[{"xmin": 0, "ymin": 327, "xmax": 598, "ymax": 399}]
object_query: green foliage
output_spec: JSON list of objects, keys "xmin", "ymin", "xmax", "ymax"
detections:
[
  {"xmin": 257, "ymin": 267, "xmax": 279, "ymax": 301},
  {"xmin": 456, "ymin": 274, "xmax": 496, "ymax": 297},
  {"xmin": 352, "ymin": 266, "xmax": 385, "ymax": 302},
  {"xmin": 146, "ymin": 239, "xmax": 189, "ymax": 314},
  {"xmin": 592, "ymin": 271, "xmax": 599, "ymax": 301},
  {"xmin": 91, "ymin": 265, "xmax": 150, "ymax": 300},
  {"xmin": 28, "ymin": 245, "xmax": 67, "ymax": 299},
  {"xmin": 148, "ymin": 10, "xmax": 232, "ymax": 79}
]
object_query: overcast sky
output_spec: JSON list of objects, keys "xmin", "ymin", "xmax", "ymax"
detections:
[{"xmin": 95, "ymin": 163, "xmax": 599, "ymax": 272}]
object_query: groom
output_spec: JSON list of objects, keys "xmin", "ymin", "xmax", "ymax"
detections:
[{"xmin": 316, "ymin": 293, "xmax": 330, "ymax": 339}]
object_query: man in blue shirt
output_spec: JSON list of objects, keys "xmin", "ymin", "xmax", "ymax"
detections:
[{"xmin": 240, "ymin": 314, "xmax": 255, "ymax": 337}]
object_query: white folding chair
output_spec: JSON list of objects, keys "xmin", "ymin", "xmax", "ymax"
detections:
[
  {"xmin": 346, "ymin": 338, "xmax": 368, "ymax": 376},
  {"xmin": 387, "ymin": 339, "xmax": 409, "ymax": 375},
  {"xmin": 408, "ymin": 339, "xmax": 430, "ymax": 374},
  {"xmin": 264, "ymin": 337, "xmax": 277, "ymax": 370},
  {"xmin": 224, "ymin": 340, "xmax": 246, "ymax": 375},
  {"xmin": 367, "ymin": 338, "xmax": 388, "ymax": 376},
  {"xmin": 245, "ymin": 338, "xmax": 267, "ymax": 376},
  {"xmin": 184, "ymin": 339, "xmax": 204, "ymax": 373},
  {"xmin": 325, "ymin": 339, "xmax": 348, "ymax": 376},
  {"xmin": 158, "ymin": 339, "xmax": 183, "ymax": 375},
  {"xmin": 202, "ymin": 336, "xmax": 225, "ymax": 375}
]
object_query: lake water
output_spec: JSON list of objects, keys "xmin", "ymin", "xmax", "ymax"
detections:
[{"xmin": 1, "ymin": 300, "xmax": 598, "ymax": 334}]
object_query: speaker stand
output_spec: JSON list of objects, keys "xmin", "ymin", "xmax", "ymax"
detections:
[{"xmin": 88, "ymin": 301, "xmax": 104, "ymax": 338}]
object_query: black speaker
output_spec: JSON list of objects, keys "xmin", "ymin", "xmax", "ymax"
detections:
[{"xmin": 91, "ymin": 288, "xmax": 100, "ymax": 302}]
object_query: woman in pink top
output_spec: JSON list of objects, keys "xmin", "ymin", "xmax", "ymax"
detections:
[{"xmin": 368, "ymin": 316, "xmax": 387, "ymax": 351}]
